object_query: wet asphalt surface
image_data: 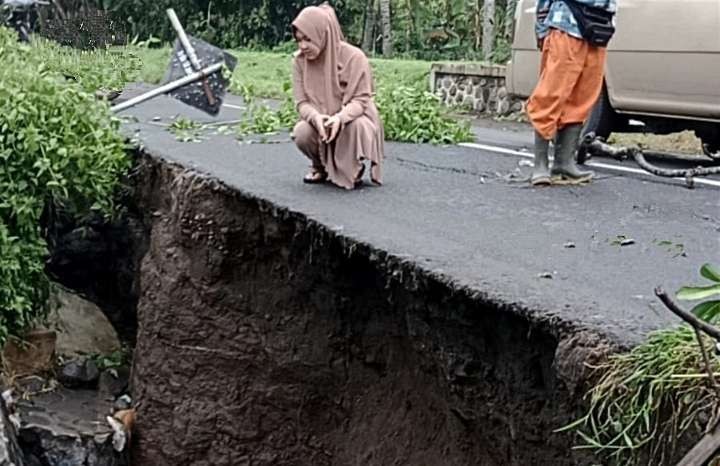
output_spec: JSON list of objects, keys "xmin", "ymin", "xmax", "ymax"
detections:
[{"xmin": 118, "ymin": 86, "xmax": 720, "ymax": 347}]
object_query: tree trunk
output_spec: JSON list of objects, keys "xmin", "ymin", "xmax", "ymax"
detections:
[
  {"xmin": 474, "ymin": 0, "xmax": 482, "ymax": 50},
  {"xmin": 379, "ymin": 0, "xmax": 393, "ymax": 57},
  {"xmin": 406, "ymin": 0, "xmax": 416, "ymax": 52},
  {"xmin": 482, "ymin": 0, "xmax": 496, "ymax": 60},
  {"xmin": 361, "ymin": 0, "xmax": 376, "ymax": 53},
  {"xmin": 504, "ymin": 0, "xmax": 517, "ymax": 40}
]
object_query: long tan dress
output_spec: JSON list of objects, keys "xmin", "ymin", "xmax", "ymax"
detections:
[{"xmin": 291, "ymin": 6, "xmax": 385, "ymax": 189}]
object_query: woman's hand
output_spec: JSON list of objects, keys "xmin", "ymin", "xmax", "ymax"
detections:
[
  {"xmin": 323, "ymin": 115, "xmax": 342, "ymax": 143},
  {"xmin": 312, "ymin": 113, "xmax": 328, "ymax": 142}
]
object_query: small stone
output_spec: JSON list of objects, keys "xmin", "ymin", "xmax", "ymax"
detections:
[
  {"xmin": 58, "ymin": 358, "xmax": 100, "ymax": 388},
  {"xmin": 98, "ymin": 367, "xmax": 130, "ymax": 398},
  {"xmin": 564, "ymin": 242, "xmax": 576, "ymax": 249},
  {"xmin": 152, "ymin": 116, "xmax": 162, "ymax": 122},
  {"xmin": 620, "ymin": 238, "xmax": 635, "ymax": 246},
  {"xmin": 497, "ymin": 99, "xmax": 510, "ymax": 115},
  {"xmin": 113, "ymin": 394, "xmax": 132, "ymax": 412},
  {"xmin": 538, "ymin": 272, "xmax": 554, "ymax": 279}
]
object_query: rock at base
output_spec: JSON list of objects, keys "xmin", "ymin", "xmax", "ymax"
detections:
[
  {"xmin": 48, "ymin": 289, "xmax": 121, "ymax": 358},
  {"xmin": 17, "ymin": 388, "xmax": 128, "ymax": 466},
  {"xmin": 58, "ymin": 359, "xmax": 100, "ymax": 388},
  {"xmin": 0, "ymin": 390, "xmax": 26, "ymax": 466}
]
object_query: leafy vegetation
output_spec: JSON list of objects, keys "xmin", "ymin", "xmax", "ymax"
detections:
[
  {"xmin": 677, "ymin": 264, "xmax": 720, "ymax": 322},
  {"xmin": 168, "ymin": 117, "xmax": 207, "ymax": 143},
  {"xmin": 91, "ymin": 348, "xmax": 131, "ymax": 370},
  {"xmin": 564, "ymin": 264, "xmax": 720, "ymax": 465},
  {"xmin": 45, "ymin": 0, "xmax": 517, "ymax": 62},
  {"xmin": 0, "ymin": 28, "xmax": 135, "ymax": 345},
  {"xmin": 376, "ymin": 85, "xmax": 472, "ymax": 143}
]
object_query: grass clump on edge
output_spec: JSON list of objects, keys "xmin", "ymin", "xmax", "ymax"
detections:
[
  {"xmin": 563, "ymin": 325, "xmax": 719, "ymax": 465},
  {"xmin": 0, "ymin": 28, "xmax": 134, "ymax": 346}
]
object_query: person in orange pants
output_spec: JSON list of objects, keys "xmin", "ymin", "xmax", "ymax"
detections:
[{"xmin": 526, "ymin": 0, "xmax": 616, "ymax": 186}]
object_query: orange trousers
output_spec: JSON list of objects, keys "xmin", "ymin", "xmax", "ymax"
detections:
[{"xmin": 526, "ymin": 29, "xmax": 607, "ymax": 141}]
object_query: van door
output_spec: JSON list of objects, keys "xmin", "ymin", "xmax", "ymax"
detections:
[
  {"xmin": 606, "ymin": 0, "xmax": 720, "ymax": 120},
  {"xmin": 507, "ymin": 0, "xmax": 542, "ymax": 98}
]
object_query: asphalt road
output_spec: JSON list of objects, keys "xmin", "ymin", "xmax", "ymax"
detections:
[{"xmin": 119, "ymin": 87, "xmax": 720, "ymax": 347}]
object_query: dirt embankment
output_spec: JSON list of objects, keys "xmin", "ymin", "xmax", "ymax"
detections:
[{"xmin": 126, "ymin": 151, "xmax": 612, "ymax": 466}]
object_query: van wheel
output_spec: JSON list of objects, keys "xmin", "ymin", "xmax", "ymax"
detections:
[
  {"xmin": 579, "ymin": 86, "xmax": 617, "ymax": 164},
  {"xmin": 701, "ymin": 132, "xmax": 720, "ymax": 160}
]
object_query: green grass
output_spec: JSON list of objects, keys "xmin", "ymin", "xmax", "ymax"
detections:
[
  {"xmin": 130, "ymin": 46, "xmax": 171, "ymax": 85},
  {"xmin": 129, "ymin": 47, "xmax": 433, "ymax": 98},
  {"xmin": 564, "ymin": 325, "xmax": 718, "ymax": 465},
  {"xmin": 127, "ymin": 45, "xmax": 472, "ymax": 144}
]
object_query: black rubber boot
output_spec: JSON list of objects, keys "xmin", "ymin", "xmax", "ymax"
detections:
[
  {"xmin": 551, "ymin": 124, "xmax": 594, "ymax": 184},
  {"xmin": 531, "ymin": 131, "xmax": 551, "ymax": 186}
]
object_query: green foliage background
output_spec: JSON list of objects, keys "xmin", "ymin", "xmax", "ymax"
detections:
[{"xmin": 46, "ymin": 0, "xmax": 516, "ymax": 62}]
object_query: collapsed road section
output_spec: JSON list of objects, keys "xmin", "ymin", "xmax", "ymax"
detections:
[{"xmin": 121, "ymin": 94, "xmax": 719, "ymax": 465}]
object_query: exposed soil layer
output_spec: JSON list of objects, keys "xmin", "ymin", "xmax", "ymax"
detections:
[{"xmin": 128, "ymin": 151, "xmax": 613, "ymax": 466}]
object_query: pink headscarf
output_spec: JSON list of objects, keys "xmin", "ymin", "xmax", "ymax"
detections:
[{"xmin": 291, "ymin": 5, "xmax": 345, "ymax": 115}]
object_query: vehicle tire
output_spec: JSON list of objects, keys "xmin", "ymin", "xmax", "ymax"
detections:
[
  {"xmin": 700, "ymin": 131, "xmax": 720, "ymax": 160},
  {"xmin": 579, "ymin": 85, "xmax": 617, "ymax": 164}
]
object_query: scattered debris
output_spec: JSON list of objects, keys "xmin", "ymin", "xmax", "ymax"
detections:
[
  {"xmin": 15, "ymin": 376, "xmax": 54, "ymax": 398},
  {"xmin": 2, "ymin": 330, "xmax": 57, "ymax": 378},
  {"xmin": 653, "ymin": 239, "xmax": 686, "ymax": 257},
  {"xmin": 168, "ymin": 117, "xmax": 207, "ymax": 143},
  {"xmin": 610, "ymin": 235, "xmax": 635, "ymax": 247},
  {"xmin": 579, "ymin": 133, "xmax": 720, "ymax": 188}
]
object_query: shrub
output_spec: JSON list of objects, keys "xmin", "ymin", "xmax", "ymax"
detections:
[
  {"xmin": 376, "ymin": 85, "xmax": 473, "ymax": 144},
  {"xmin": 0, "ymin": 28, "xmax": 133, "ymax": 344}
]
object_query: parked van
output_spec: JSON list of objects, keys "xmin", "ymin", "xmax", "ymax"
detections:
[{"xmin": 506, "ymin": 0, "xmax": 720, "ymax": 158}]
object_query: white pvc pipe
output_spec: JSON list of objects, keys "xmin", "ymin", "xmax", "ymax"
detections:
[
  {"xmin": 110, "ymin": 62, "xmax": 224, "ymax": 113},
  {"xmin": 166, "ymin": 8, "xmax": 202, "ymax": 70}
]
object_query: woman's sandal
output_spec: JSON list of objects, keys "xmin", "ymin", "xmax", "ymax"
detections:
[{"xmin": 303, "ymin": 169, "xmax": 327, "ymax": 184}]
